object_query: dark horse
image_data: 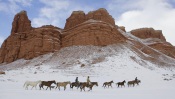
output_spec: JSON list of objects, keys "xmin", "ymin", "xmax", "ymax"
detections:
[
  {"xmin": 128, "ymin": 79, "xmax": 141, "ymax": 87},
  {"xmin": 79, "ymin": 82, "xmax": 98, "ymax": 91},
  {"xmin": 39, "ymin": 80, "xmax": 56, "ymax": 90},
  {"xmin": 102, "ymin": 80, "xmax": 114, "ymax": 88},
  {"xmin": 116, "ymin": 80, "xmax": 126, "ymax": 87},
  {"xmin": 70, "ymin": 82, "xmax": 79, "ymax": 89}
]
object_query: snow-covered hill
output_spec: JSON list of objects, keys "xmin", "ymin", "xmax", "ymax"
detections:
[{"xmin": 0, "ymin": 43, "xmax": 175, "ymax": 99}]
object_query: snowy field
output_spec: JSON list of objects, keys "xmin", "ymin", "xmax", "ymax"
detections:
[{"xmin": 0, "ymin": 53, "xmax": 175, "ymax": 99}]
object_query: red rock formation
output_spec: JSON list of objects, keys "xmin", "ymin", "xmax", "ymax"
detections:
[
  {"xmin": 64, "ymin": 11, "xmax": 85, "ymax": 30},
  {"xmin": 0, "ymin": 9, "xmax": 62, "ymax": 63},
  {"xmin": 131, "ymin": 28, "xmax": 166, "ymax": 41},
  {"xmin": 131, "ymin": 28, "xmax": 175, "ymax": 59},
  {"xmin": 1, "ymin": 8, "xmax": 175, "ymax": 64},
  {"xmin": 85, "ymin": 8, "xmax": 115, "ymax": 26},
  {"xmin": 62, "ymin": 20, "xmax": 126, "ymax": 47},
  {"xmin": 64, "ymin": 8, "xmax": 115, "ymax": 29},
  {"xmin": 148, "ymin": 43, "xmax": 175, "ymax": 59},
  {"xmin": 11, "ymin": 10, "xmax": 32, "ymax": 34}
]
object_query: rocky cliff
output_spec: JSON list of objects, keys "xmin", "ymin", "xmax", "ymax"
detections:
[
  {"xmin": 0, "ymin": 8, "xmax": 175, "ymax": 64},
  {"xmin": 64, "ymin": 8, "xmax": 115, "ymax": 29},
  {"xmin": 11, "ymin": 10, "xmax": 32, "ymax": 34},
  {"xmin": 131, "ymin": 28, "xmax": 166, "ymax": 41},
  {"xmin": 0, "ymin": 11, "xmax": 61, "ymax": 63},
  {"xmin": 131, "ymin": 28, "xmax": 175, "ymax": 59}
]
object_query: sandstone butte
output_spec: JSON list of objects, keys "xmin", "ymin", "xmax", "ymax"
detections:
[{"xmin": 0, "ymin": 8, "xmax": 175, "ymax": 64}]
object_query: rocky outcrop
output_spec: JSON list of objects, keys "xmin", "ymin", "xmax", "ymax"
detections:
[
  {"xmin": 62, "ymin": 8, "xmax": 125, "ymax": 47},
  {"xmin": 1, "ymin": 8, "xmax": 175, "ymax": 64},
  {"xmin": 131, "ymin": 28, "xmax": 166, "ymax": 41},
  {"xmin": 148, "ymin": 43, "xmax": 175, "ymax": 59},
  {"xmin": 64, "ymin": 8, "xmax": 115, "ymax": 29},
  {"xmin": 11, "ymin": 10, "xmax": 32, "ymax": 34},
  {"xmin": 130, "ymin": 28, "xmax": 175, "ymax": 59},
  {"xmin": 62, "ymin": 20, "xmax": 126, "ymax": 47},
  {"xmin": 0, "ymin": 10, "xmax": 62, "ymax": 63},
  {"xmin": 64, "ymin": 11, "xmax": 86, "ymax": 30}
]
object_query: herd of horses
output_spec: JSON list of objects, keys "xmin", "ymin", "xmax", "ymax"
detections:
[{"xmin": 23, "ymin": 78, "xmax": 141, "ymax": 91}]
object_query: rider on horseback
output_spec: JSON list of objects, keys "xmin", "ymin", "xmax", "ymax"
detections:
[
  {"xmin": 87, "ymin": 76, "xmax": 91, "ymax": 85},
  {"xmin": 75, "ymin": 77, "xmax": 79, "ymax": 85},
  {"xmin": 135, "ymin": 77, "xmax": 138, "ymax": 82}
]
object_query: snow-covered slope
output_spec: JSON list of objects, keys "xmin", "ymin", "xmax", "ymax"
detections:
[{"xmin": 0, "ymin": 43, "xmax": 175, "ymax": 99}]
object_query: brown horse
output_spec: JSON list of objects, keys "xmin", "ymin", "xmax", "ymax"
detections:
[
  {"xmin": 135, "ymin": 80, "xmax": 141, "ymax": 85},
  {"xmin": 55, "ymin": 81, "xmax": 71, "ymax": 91},
  {"xmin": 128, "ymin": 79, "xmax": 141, "ymax": 87},
  {"xmin": 102, "ymin": 80, "xmax": 114, "ymax": 88},
  {"xmin": 116, "ymin": 80, "xmax": 126, "ymax": 87},
  {"xmin": 79, "ymin": 82, "xmax": 98, "ymax": 91},
  {"xmin": 70, "ymin": 82, "xmax": 79, "ymax": 89},
  {"xmin": 39, "ymin": 80, "xmax": 56, "ymax": 90}
]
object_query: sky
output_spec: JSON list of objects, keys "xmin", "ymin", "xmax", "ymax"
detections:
[{"xmin": 0, "ymin": 0, "xmax": 175, "ymax": 46}]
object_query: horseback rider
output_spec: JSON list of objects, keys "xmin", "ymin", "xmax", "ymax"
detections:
[
  {"xmin": 87, "ymin": 76, "xmax": 91, "ymax": 85},
  {"xmin": 135, "ymin": 77, "xmax": 138, "ymax": 81},
  {"xmin": 75, "ymin": 77, "xmax": 79, "ymax": 85}
]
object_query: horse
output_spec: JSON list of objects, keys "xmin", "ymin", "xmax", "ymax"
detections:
[
  {"xmin": 135, "ymin": 80, "xmax": 141, "ymax": 85},
  {"xmin": 116, "ymin": 80, "xmax": 126, "ymax": 87},
  {"xmin": 55, "ymin": 81, "xmax": 71, "ymax": 91},
  {"xmin": 70, "ymin": 82, "xmax": 79, "ymax": 89},
  {"xmin": 102, "ymin": 80, "xmax": 114, "ymax": 88},
  {"xmin": 127, "ymin": 79, "xmax": 141, "ymax": 87},
  {"xmin": 79, "ymin": 82, "xmax": 98, "ymax": 91},
  {"xmin": 39, "ymin": 80, "xmax": 56, "ymax": 90},
  {"xmin": 23, "ymin": 80, "xmax": 41, "ymax": 90},
  {"xmin": 127, "ymin": 80, "xmax": 136, "ymax": 87},
  {"xmin": 91, "ymin": 82, "xmax": 98, "ymax": 87}
]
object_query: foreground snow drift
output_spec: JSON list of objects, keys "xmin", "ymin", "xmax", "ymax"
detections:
[{"xmin": 0, "ymin": 64, "xmax": 175, "ymax": 99}]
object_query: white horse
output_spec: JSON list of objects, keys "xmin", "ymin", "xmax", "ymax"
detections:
[{"xmin": 23, "ymin": 80, "xmax": 41, "ymax": 90}]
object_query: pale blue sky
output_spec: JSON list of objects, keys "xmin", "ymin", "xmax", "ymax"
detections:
[{"xmin": 1, "ymin": 0, "xmax": 175, "ymax": 46}]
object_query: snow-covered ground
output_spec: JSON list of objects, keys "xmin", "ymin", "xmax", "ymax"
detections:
[{"xmin": 0, "ymin": 44, "xmax": 175, "ymax": 99}]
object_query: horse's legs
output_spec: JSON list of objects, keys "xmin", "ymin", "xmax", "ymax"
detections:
[
  {"xmin": 104, "ymin": 84, "xmax": 106, "ymax": 88},
  {"xmin": 46, "ymin": 86, "xmax": 48, "ymax": 90},
  {"xmin": 83, "ymin": 87, "xmax": 85, "ymax": 91},
  {"xmin": 31, "ymin": 86, "xmax": 34, "ymax": 90},
  {"xmin": 55, "ymin": 85, "xmax": 58, "ymax": 89},
  {"xmin": 64, "ymin": 86, "xmax": 66, "ymax": 91},
  {"xmin": 58, "ymin": 86, "xmax": 60, "ymax": 91},
  {"xmin": 26, "ymin": 85, "xmax": 29, "ymax": 90}
]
